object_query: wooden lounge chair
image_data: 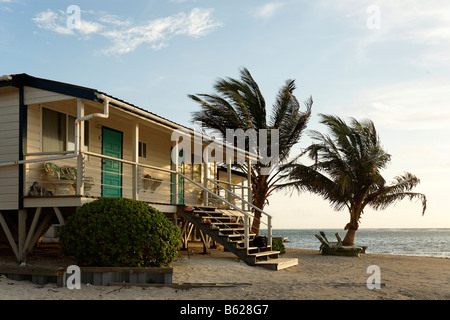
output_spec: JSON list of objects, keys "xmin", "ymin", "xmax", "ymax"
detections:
[{"xmin": 315, "ymin": 231, "xmax": 367, "ymax": 257}]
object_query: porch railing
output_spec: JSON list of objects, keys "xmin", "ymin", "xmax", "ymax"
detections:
[
  {"xmin": 207, "ymin": 178, "xmax": 272, "ymax": 248},
  {"xmin": 22, "ymin": 150, "xmax": 272, "ymax": 249}
]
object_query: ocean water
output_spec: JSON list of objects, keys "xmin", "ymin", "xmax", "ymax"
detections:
[{"xmin": 265, "ymin": 229, "xmax": 450, "ymax": 258}]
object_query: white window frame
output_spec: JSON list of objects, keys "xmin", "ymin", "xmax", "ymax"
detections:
[
  {"xmin": 138, "ymin": 141, "xmax": 147, "ymax": 159},
  {"xmin": 40, "ymin": 105, "xmax": 89, "ymax": 153}
]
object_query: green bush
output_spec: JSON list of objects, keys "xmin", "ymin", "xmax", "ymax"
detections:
[
  {"xmin": 59, "ymin": 198, "xmax": 181, "ymax": 267},
  {"xmin": 272, "ymin": 238, "xmax": 286, "ymax": 255}
]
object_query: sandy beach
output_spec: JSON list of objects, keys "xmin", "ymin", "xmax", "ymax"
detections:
[{"xmin": 0, "ymin": 245, "xmax": 448, "ymax": 301}]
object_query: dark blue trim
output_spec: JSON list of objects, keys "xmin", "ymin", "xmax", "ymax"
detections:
[
  {"xmin": 0, "ymin": 74, "xmax": 97, "ymax": 102},
  {"xmin": 1, "ymin": 74, "xmax": 191, "ymax": 133},
  {"xmin": 18, "ymin": 85, "xmax": 26, "ymax": 209}
]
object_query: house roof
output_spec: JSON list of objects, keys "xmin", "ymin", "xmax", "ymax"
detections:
[
  {"xmin": 0, "ymin": 73, "xmax": 259, "ymax": 160},
  {"xmin": 0, "ymin": 73, "xmax": 193, "ymax": 132}
]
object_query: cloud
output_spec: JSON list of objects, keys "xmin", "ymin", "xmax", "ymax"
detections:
[
  {"xmin": 101, "ymin": 8, "xmax": 222, "ymax": 55},
  {"xmin": 251, "ymin": 2, "xmax": 286, "ymax": 19},
  {"xmin": 97, "ymin": 14, "xmax": 132, "ymax": 27},
  {"xmin": 185, "ymin": 7, "xmax": 222, "ymax": 37},
  {"xmin": 32, "ymin": 9, "xmax": 103, "ymax": 38},
  {"xmin": 32, "ymin": 9, "xmax": 74, "ymax": 35},
  {"xmin": 32, "ymin": 7, "xmax": 222, "ymax": 55},
  {"xmin": 331, "ymin": 0, "xmax": 450, "ymax": 43},
  {"xmin": 316, "ymin": 0, "xmax": 450, "ymax": 66},
  {"xmin": 1, "ymin": 0, "xmax": 20, "ymax": 13},
  {"xmin": 78, "ymin": 20, "xmax": 103, "ymax": 35},
  {"xmin": 377, "ymin": 1, "xmax": 450, "ymax": 47},
  {"xmin": 349, "ymin": 80, "xmax": 450, "ymax": 131}
]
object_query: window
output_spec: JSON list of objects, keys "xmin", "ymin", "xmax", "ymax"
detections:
[
  {"xmin": 42, "ymin": 107, "xmax": 89, "ymax": 152},
  {"xmin": 42, "ymin": 108, "xmax": 67, "ymax": 152},
  {"xmin": 139, "ymin": 141, "xmax": 147, "ymax": 158}
]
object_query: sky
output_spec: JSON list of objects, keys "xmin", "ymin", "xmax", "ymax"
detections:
[{"xmin": 1, "ymin": 0, "xmax": 449, "ymax": 229}]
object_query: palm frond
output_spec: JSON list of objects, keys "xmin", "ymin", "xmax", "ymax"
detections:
[
  {"xmin": 370, "ymin": 192, "xmax": 427, "ymax": 215},
  {"xmin": 279, "ymin": 163, "xmax": 348, "ymax": 211},
  {"xmin": 190, "ymin": 93, "xmax": 245, "ymax": 131},
  {"xmin": 283, "ymin": 114, "xmax": 426, "ymax": 224},
  {"xmin": 189, "ymin": 67, "xmax": 314, "ymax": 215},
  {"xmin": 366, "ymin": 172, "xmax": 427, "ymax": 215},
  {"xmin": 270, "ymin": 79, "xmax": 297, "ymax": 128},
  {"xmin": 276, "ymin": 96, "xmax": 312, "ymax": 163}
]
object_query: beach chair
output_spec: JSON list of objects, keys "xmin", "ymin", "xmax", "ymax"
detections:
[{"xmin": 315, "ymin": 231, "xmax": 367, "ymax": 257}]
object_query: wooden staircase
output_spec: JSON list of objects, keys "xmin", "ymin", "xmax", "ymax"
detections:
[{"xmin": 180, "ymin": 206, "xmax": 298, "ymax": 271}]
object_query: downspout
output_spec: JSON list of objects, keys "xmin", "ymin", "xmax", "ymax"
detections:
[
  {"xmin": 0, "ymin": 96, "xmax": 110, "ymax": 168},
  {"xmin": 77, "ymin": 95, "xmax": 110, "ymax": 125},
  {"xmin": 74, "ymin": 96, "xmax": 110, "ymax": 195},
  {"xmin": 74, "ymin": 96, "xmax": 110, "ymax": 156}
]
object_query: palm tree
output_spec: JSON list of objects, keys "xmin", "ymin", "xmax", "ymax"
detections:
[
  {"xmin": 281, "ymin": 114, "xmax": 427, "ymax": 246},
  {"xmin": 189, "ymin": 67, "xmax": 312, "ymax": 235}
]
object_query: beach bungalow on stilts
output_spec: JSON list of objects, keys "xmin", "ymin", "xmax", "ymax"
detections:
[{"xmin": 0, "ymin": 74, "xmax": 297, "ymax": 271}]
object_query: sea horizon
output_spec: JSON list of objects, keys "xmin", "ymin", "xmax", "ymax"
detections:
[
  {"xmin": 262, "ymin": 228, "xmax": 450, "ymax": 258},
  {"xmin": 271, "ymin": 227, "xmax": 450, "ymax": 230}
]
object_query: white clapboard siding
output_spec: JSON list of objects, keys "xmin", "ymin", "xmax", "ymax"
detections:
[
  {"xmin": 138, "ymin": 124, "xmax": 173, "ymax": 203},
  {"xmin": 24, "ymin": 86, "xmax": 74, "ymax": 105},
  {"xmin": 26, "ymin": 104, "xmax": 41, "ymax": 154},
  {"xmin": 0, "ymin": 88, "xmax": 19, "ymax": 210},
  {"xmin": 24, "ymin": 104, "xmax": 41, "ymax": 193}
]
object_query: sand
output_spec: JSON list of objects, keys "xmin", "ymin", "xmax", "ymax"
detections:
[{"xmin": 0, "ymin": 246, "xmax": 449, "ymax": 301}]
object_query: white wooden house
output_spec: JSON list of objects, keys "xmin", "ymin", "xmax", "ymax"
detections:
[{"xmin": 0, "ymin": 74, "xmax": 279, "ymax": 266}]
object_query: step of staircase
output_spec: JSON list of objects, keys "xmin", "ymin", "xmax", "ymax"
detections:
[
  {"xmin": 181, "ymin": 206, "xmax": 298, "ymax": 271},
  {"xmin": 255, "ymin": 258, "xmax": 299, "ymax": 271}
]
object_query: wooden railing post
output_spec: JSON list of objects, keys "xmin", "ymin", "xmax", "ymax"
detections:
[
  {"xmin": 268, "ymin": 216, "xmax": 272, "ymax": 248},
  {"xmin": 203, "ymin": 153, "xmax": 209, "ymax": 206},
  {"xmin": 132, "ymin": 121, "xmax": 139, "ymax": 200},
  {"xmin": 76, "ymin": 152, "xmax": 84, "ymax": 196},
  {"xmin": 247, "ymin": 157, "xmax": 252, "ymax": 211},
  {"xmin": 241, "ymin": 181, "xmax": 245, "ymax": 211},
  {"xmin": 244, "ymin": 215, "xmax": 249, "ymax": 249},
  {"xmin": 173, "ymin": 143, "xmax": 179, "ymax": 204},
  {"xmin": 226, "ymin": 160, "xmax": 232, "ymax": 208},
  {"xmin": 76, "ymin": 99, "xmax": 84, "ymax": 196}
]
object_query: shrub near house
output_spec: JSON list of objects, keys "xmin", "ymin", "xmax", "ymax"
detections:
[{"xmin": 59, "ymin": 198, "xmax": 181, "ymax": 267}]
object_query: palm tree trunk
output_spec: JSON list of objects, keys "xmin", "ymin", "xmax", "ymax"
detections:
[
  {"xmin": 251, "ymin": 211, "xmax": 262, "ymax": 236},
  {"xmin": 250, "ymin": 195, "xmax": 264, "ymax": 236},
  {"xmin": 342, "ymin": 205, "xmax": 361, "ymax": 246},
  {"xmin": 342, "ymin": 226, "xmax": 357, "ymax": 246},
  {"xmin": 250, "ymin": 177, "xmax": 269, "ymax": 236}
]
